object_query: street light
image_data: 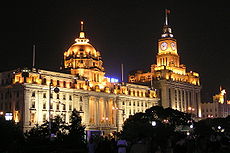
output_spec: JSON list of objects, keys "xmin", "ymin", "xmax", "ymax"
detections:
[
  {"xmin": 48, "ymin": 82, "xmax": 60, "ymax": 138},
  {"xmin": 151, "ymin": 121, "xmax": 156, "ymax": 127}
]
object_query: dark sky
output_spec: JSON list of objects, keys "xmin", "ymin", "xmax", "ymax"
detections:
[{"xmin": 0, "ymin": 1, "xmax": 230, "ymax": 101}]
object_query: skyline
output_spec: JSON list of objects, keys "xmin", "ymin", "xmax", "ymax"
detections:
[{"xmin": 0, "ymin": 1, "xmax": 230, "ymax": 101}]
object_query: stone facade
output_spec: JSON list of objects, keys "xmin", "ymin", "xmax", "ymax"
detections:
[{"xmin": 0, "ymin": 21, "xmax": 158, "ymax": 135}]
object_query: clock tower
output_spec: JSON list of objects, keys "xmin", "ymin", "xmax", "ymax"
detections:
[
  {"xmin": 156, "ymin": 9, "xmax": 180, "ymax": 67},
  {"xmin": 128, "ymin": 10, "xmax": 201, "ymax": 117}
]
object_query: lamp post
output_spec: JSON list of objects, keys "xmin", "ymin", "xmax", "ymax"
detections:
[{"xmin": 48, "ymin": 82, "xmax": 60, "ymax": 137}]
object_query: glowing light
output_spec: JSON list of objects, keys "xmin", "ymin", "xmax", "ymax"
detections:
[
  {"xmin": 186, "ymin": 132, "xmax": 190, "ymax": 136},
  {"xmin": 106, "ymin": 77, "xmax": 119, "ymax": 83},
  {"xmin": 5, "ymin": 113, "xmax": 13, "ymax": 121},
  {"xmin": 151, "ymin": 121, "xmax": 156, "ymax": 126}
]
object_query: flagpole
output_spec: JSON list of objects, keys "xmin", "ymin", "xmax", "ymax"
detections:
[
  {"xmin": 32, "ymin": 45, "xmax": 35, "ymax": 68},
  {"xmin": 121, "ymin": 64, "xmax": 124, "ymax": 82},
  {"xmin": 165, "ymin": 9, "xmax": 168, "ymax": 26}
]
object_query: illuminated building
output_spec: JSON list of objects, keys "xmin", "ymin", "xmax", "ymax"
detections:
[
  {"xmin": 201, "ymin": 87, "xmax": 230, "ymax": 118},
  {"xmin": 0, "ymin": 21, "xmax": 158, "ymax": 134},
  {"xmin": 128, "ymin": 10, "xmax": 201, "ymax": 117}
]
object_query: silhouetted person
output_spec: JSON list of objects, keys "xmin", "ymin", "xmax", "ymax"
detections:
[
  {"xmin": 88, "ymin": 138, "xmax": 96, "ymax": 153},
  {"xmin": 117, "ymin": 138, "xmax": 128, "ymax": 153}
]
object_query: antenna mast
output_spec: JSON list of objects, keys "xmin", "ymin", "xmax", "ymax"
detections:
[
  {"xmin": 32, "ymin": 45, "xmax": 36, "ymax": 68},
  {"xmin": 121, "ymin": 64, "xmax": 124, "ymax": 82}
]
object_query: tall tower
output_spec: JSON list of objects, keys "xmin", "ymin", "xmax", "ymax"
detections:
[
  {"xmin": 64, "ymin": 21, "xmax": 105, "ymax": 83},
  {"xmin": 157, "ymin": 9, "xmax": 180, "ymax": 67},
  {"xmin": 128, "ymin": 10, "xmax": 201, "ymax": 118}
]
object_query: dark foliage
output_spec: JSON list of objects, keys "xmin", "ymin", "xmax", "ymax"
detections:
[
  {"xmin": 0, "ymin": 116, "xmax": 24, "ymax": 153},
  {"xmin": 65, "ymin": 109, "xmax": 86, "ymax": 146}
]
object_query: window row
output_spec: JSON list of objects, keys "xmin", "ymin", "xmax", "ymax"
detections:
[
  {"xmin": 122, "ymin": 101, "xmax": 148, "ymax": 107},
  {"xmin": 31, "ymin": 91, "xmax": 74, "ymax": 101}
]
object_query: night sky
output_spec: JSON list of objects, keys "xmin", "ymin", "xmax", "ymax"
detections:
[{"xmin": 0, "ymin": 1, "xmax": 230, "ymax": 101}]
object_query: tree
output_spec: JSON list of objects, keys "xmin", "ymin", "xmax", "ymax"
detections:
[
  {"xmin": 122, "ymin": 112, "xmax": 152, "ymax": 141},
  {"xmin": 66, "ymin": 109, "xmax": 86, "ymax": 146},
  {"xmin": 25, "ymin": 115, "xmax": 67, "ymax": 144},
  {"xmin": 0, "ymin": 116, "xmax": 24, "ymax": 153},
  {"xmin": 122, "ymin": 106, "xmax": 193, "ymax": 153}
]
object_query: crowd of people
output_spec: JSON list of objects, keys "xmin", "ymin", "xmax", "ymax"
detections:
[{"xmin": 86, "ymin": 132, "xmax": 230, "ymax": 153}]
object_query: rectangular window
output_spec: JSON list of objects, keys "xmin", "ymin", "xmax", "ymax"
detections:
[
  {"xmin": 43, "ymin": 93, "xmax": 46, "ymax": 98},
  {"xmin": 43, "ymin": 101, "xmax": 46, "ymax": 109},
  {"xmin": 50, "ymin": 103, "xmax": 53, "ymax": 110},
  {"xmin": 30, "ymin": 113, "xmax": 35, "ymax": 123},
  {"xmin": 57, "ymin": 94, "xmax": 59, "ymax": 99},
  {"xmin": 69, "ymin": 95, "xmax": 72, "ymax": 100},
  {"xmin": 31, "ymin": 100, "xmax": 35, "ymax": 108},
  {"xmin": 32, "ymin": 92, "xmax": 35, "ymax": 97},
  {"xmin": 80, "ymin": 96, "xmax": 83, "ymax": 102},
  {"xmin": 69, "ymin": 103, "xmax": 72, "ymax": 111}
]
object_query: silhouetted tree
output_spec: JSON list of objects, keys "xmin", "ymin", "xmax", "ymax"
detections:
[
  {"xmin": 65, "ymin": 109, "xmax": 86, "ymax": 146},
  {"xmin": 25, "ymin": 115, "xmax": 67, "ymax": 144},
  {"xmin": 0, "ymin": 116, "xmax": 24, "ymax": 153}
]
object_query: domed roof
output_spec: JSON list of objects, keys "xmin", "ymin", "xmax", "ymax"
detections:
[
  {"xmin": 64, "ymin": 21, "xmax": 101, "ymax": 58},
  {"xmin": 66, "ymin": 42, "xmax": 100, "ymax": 58},
  {"xmin": 63, "ymin": 21, "xmax": 105, "ymax": 75}
]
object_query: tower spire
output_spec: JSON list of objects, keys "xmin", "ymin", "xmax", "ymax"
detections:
[
  {"xmin": 79, "ymin": 21, "xmax": 85, "ymax": 38},
  {"xmin": 75, "ymin": 20, "xmax": 89, "ymax": 43},
  {"xmin": 162, "ymin": 9, "xmax": 173, "ymax": 38},
  {"xmin": 80, "ymin": 21, "xmax": 84, "ymax": 31}
]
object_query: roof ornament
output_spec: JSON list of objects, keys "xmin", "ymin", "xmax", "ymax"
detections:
[
  {"xmin": 75, "ymin": 21, "xmax": 89, "ymax": 43},
  {"xmin": 161, "ymin": 9, "xmax": 173, "ymax": 38}
]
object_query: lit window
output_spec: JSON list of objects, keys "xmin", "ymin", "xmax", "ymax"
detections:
[
  {"xmin": 30, "ymin": 113, "xmax": 35, "ymax": 123},
  {"xmin": 69, "ymin": 103, "xmax": 72, "ymax": 111}
]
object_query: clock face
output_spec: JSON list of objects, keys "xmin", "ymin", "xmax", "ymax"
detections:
[
  {"xmin": 160, "ymin": 42, "xmax": 168, "ymax": 50},
  {"xmin": 171, "ymin": 42, "xmax": 176, "ymax": 50}
]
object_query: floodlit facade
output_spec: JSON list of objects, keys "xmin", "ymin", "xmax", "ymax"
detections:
[
  {"xmin": 128, "ymin": 11, "xmax": 201, "ymax": 117},
  {"xmin": 0, "ymin": 21, "xmax": 158, "ymax": 135},
  {"xmin": 201, "ymin": 88, "xmax": 230, "ymax": 118}
]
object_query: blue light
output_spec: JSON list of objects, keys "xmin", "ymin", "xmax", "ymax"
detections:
[{"xmin": 106, "ymin": 77, "xmax": 119, "ymax": 83}]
